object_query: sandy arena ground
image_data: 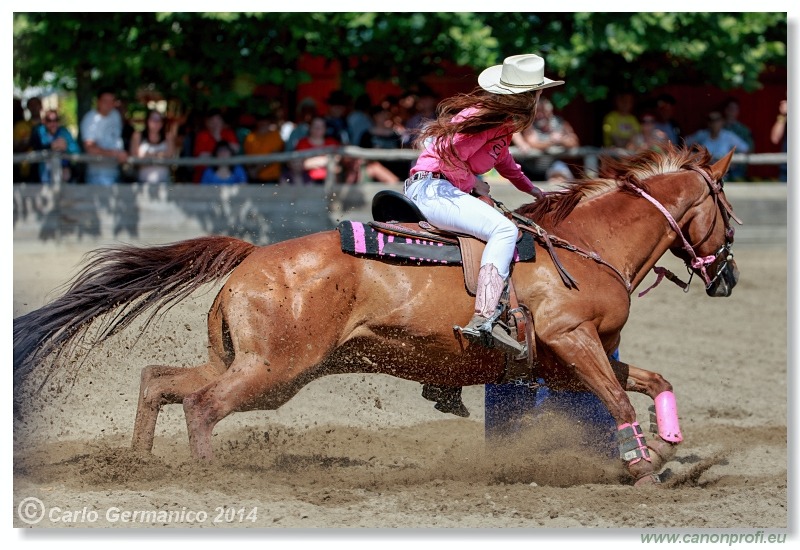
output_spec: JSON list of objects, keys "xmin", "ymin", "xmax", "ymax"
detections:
[{"xmin": 11, "ymin": 238, "xmax": 788, "ymax": 537}]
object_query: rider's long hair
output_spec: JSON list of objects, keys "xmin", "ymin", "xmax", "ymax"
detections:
[{"xmin": 412, "ymin": 87, "xmax": 540, "ymax": 172}]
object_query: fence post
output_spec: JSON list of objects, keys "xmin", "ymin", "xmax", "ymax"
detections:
[
  {"xmin": 325, "ymin": 152, "xmax": 337, "ymax": 186},
  {"xmin": 49, "ymin": 152, "xmax": 63, "ymax": 185},
  {"xmin": 584, "ymin": 152, "xmax": 599, "ymax": 178}
]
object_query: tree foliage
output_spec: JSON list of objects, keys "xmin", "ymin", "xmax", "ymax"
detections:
[{"xmin": 14, "ymin": 12, "xmax": 786, "ymax": 117}]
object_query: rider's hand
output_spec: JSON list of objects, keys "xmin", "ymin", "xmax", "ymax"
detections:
[
  {"xmin": 530, "ymin": 186, "xmax": 545, "ymax": 201},
  {"xmin": 473, "ymin": 177, "xmax": 490, "ymax": 197}
]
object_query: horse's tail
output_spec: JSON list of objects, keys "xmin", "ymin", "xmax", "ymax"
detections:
[{"xmin": 13, "ymin": 235, "xmax": 257, "ymax": 388}]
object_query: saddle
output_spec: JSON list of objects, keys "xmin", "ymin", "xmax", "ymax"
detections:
[{"xmin": 343, "ymin": 190, "xmax": 537, "ymax": 382}]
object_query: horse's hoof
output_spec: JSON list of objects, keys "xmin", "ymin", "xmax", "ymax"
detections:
[
  {"xmin": 634, "ymin": 473, "xmax": 661, "ymax": 487},
  {"xmin": 423, "ymin": 384, "xmax": 469, "ymax": 417},
  {"xmin": 648, "ymin": 436, "xmax": 678, "ymax": 464},
  {"xmin": 627, "ymin": 457, "xmax": 658, "ymax": 482},
  {"xmin": 434, "ymin": 400, "xmax": 470, "ymax": 418},
  {"xmin": 421, "ymin": 384, "xmax": 441, "ymax": 402}
]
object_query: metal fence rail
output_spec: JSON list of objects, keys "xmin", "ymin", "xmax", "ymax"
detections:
[{"xmin": 13, "ymin": 146, "xmax": 788, "ymax": 185}]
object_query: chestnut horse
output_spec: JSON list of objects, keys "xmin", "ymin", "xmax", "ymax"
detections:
[{"xmin": 13, "ymin": 145, "xmax": 740, "ymax": 485}]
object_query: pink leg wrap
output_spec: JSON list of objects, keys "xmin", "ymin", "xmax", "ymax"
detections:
[{"xmin": 654, "ymin": 391, "xmax": 683, "ymax": 443}]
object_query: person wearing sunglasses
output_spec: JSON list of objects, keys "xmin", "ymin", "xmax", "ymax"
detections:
[{"xmin": 30, "ymin": 109, "xmax": 80, "ymax": 183}]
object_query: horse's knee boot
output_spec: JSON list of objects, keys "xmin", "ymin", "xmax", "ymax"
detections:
[{"xmin": 618, "ymin": 421, "xmax": 661, "ymax": 484}]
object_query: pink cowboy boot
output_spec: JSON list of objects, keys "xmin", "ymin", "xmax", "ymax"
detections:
[{"xmin": 456, "ymin": 263, "xmax": 526, "ymax": 356}]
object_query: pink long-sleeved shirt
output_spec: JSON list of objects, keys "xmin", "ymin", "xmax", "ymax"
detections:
[{"xmin": 410, "ymin": 107, "xmax": 535, "ymax": 194}]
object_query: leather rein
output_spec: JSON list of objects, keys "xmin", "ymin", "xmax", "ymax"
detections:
[{"xmin": 494, "ymin": 166, "xmax": 742, "ymax": 296}]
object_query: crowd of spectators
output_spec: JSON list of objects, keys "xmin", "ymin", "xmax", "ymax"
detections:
[{"xmin": 12, "ymin": 84, "xmax": 784, "ymax": 185}]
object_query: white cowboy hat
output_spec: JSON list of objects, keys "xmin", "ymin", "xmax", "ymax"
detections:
[{"xmin": 478, "ymin": 54, "xmax": 564, "ymax": 95}]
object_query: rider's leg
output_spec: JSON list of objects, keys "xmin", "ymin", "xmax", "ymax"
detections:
[
  {"xmin": 459, "ymin": 219, "xmax": 518, "ymax": 339},
  {"xmin": 406, "ymin": 176, "xmax": 519, "ymax": 414},
  {"xmin": 405, "ymin": 176, "xmax": 518, "ymax": 335}
]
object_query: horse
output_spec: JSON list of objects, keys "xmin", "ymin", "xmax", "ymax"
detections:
[{"xmin": 13, "ymin": 144, "xmax": 740, "ymax": 486}]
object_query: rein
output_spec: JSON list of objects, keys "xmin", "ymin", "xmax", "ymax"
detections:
[{"xmin": 493, "ymin": 199, "xmax": 632, "ymax": 293}]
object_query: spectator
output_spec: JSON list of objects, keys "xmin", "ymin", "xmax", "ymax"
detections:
[
  {"xmin": 653, "ymin": 93, "xmax": 682, "ymax": 145},
  {"xmin": 381, "ymin": 95, "xmax": 407, "ymax": 138},
  {"xmin": 403, "ymin": 84, "xmax": 438, "ymax": 147},
  {"xmin": 129, "ymin": 109, "xmax": 176, "ymax": 183},
  {"xmin": 116, "ymin": 98, "xmax": 136, "ymax": 153},
  {"xmin": 602, "ymin": 91, "xmax": 640, "ymax": 151},
  {"xmin": 685, "ymin": 111, "xmax": 750, "ymax": 162},
  {"xmin": 291, "ymin": 116, "xmax": 340, "ymax": 184},
  {"xmin": 115, "ymin": 98, "xmax": 138, "ymax": 182},
  {"xmin": 721, "ymin": 97, "xmax": 755, "ymax": 181},
  {"xmin": 13, "ymin": 98, "xmax": 32, "ymax": 182},
  {"xmin": 398, "ymin": 89, "xmax": 418, "ymax": 125},
  {"xmin": 13, "ymin": 96, "xmax": 44, "ymax": 182},
  {"xmin": 628, "ymin": 113, "xmax": 669, "ymax": 152},
  {"xmin": 26, "ymin": 96, "xmax": 44, "ymax": 128},
  {"xmin": 358, "ymin": 105, "xmax": 404, "ymax": 183},
  {"xmin": 30, "ymin": 109, "xmax": 80, "ymax": 183},
  {"xmin": 192, "ymin": 109, "xmax": 239, "ymax": 183},
  {"xmin": 545, "ymin": 160, "xmax": 574, "ymax": 183},
  {"xmin": 325, "ymin": 90, "xmax": 350, "ymax": 144},
  {"xmin": 80, "ymin": 86, "xmax": 128, "ymax": 185},
  {"xmin": 347, "ymin": 93, "xmax": 373, "ymax": 149},
  {"xmin": 770, "ymin": 99, "xmax": 787, "ymax": 183},
  {"xmin": 174, "ymin": 110, "xmax": 200, "ymax": 183},
  {"xmin": 285, "ymin": 97, "xmax": 318, "ymax": 151},
  {"xmin": 243, "ymin": 109, "xmax": 284, "ymax": 184},
  {"xmin": 13, "ymin": 98, "xmax": 29, "ymax": 151},
  {"xmin": 271, "ymin": 102, "xmax": 293, "ymax": 144},
  {"xmin": 200, "ymin": 141, "xmax": 248, "ymax": 184},
  {"xmin": 512, "ymin": 97, "xmax": 579, "ymax": 181},
  {"xmin": 233, "ymin": 110, "xmax": 256, "ymax": 149}
]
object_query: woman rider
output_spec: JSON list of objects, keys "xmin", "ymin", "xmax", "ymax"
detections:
[{"xmin": 407, "ymin": 53, "xmax": 563, "ymax": 346}]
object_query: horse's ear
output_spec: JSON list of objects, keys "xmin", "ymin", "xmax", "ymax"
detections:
[{"xmin": 709, "ymin": 148, "xmax": 735, "ymax": 181}]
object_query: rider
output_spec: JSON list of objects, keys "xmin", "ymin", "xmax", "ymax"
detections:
[{"xmin": 406, "ymin": 53, "xmax": 562, "ymax": 346}]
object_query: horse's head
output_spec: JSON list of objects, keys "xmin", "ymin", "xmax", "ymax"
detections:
[{"xmin": 671, "ymin": 150, "xmax": 741, "ymax": 297}]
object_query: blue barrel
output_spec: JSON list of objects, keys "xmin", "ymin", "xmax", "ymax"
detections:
[{"xmin": 485, "ymin": 350, "xmax": 619, "ymax": 457}]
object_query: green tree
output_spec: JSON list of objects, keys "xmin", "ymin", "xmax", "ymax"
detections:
[
  {"xmin": 479, "ymin": 12, "xmax": 786, "ymax": 107},
  {"xmin": 292, "ymin": 12, "xmax": 497, "ymax": 96},
  {"xmin": 14, "ymin": 14, "xmax": 164, "ymax": 121},
  {"xmin": 14, "ymin": 12, "xmax": 786, "ymax": 120}
]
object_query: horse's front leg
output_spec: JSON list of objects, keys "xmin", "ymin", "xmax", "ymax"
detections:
[
  {"xmin": 542, "ymin": 321, "xmax": 660, "ymax": 485},
  {"xmin": 609, "ymin": 358, "xmax": 683, "ymax": 466}
]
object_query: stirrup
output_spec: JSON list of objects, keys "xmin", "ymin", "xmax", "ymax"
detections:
[
  {"xmin": 455, "ymin": 314, "xmax": 527, "ymax": 359},
  {"xmin": 456, "ymin": 314, "xmax": 495, "ymax": 348}
]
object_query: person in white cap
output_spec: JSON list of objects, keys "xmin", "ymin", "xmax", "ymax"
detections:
[{"xmin": 406, "ymin": 53, "xmax": 563, "ymax": 348}]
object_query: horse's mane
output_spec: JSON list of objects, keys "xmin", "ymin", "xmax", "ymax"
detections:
[{"xmin": 517, "ymin": 143, "xmax": 713, "ymax": 226}]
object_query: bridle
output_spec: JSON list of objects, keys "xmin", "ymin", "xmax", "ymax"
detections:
[{"xmin": 634, "ymin": 165, "xmax": 742, "ymax": 296}]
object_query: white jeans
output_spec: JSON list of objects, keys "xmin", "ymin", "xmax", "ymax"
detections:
[{"xmin": 404, "ymin": 176, "xmax": 518, "ymax": 279}]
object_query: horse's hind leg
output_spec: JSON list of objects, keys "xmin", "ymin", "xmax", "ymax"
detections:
[
  {"xmin": 182, "ymin": 354, "xmax": 307, "ymax": 460},
  {"xmin": 132, "ymin": 364, "xmax": 220, "ymax": 452}
]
